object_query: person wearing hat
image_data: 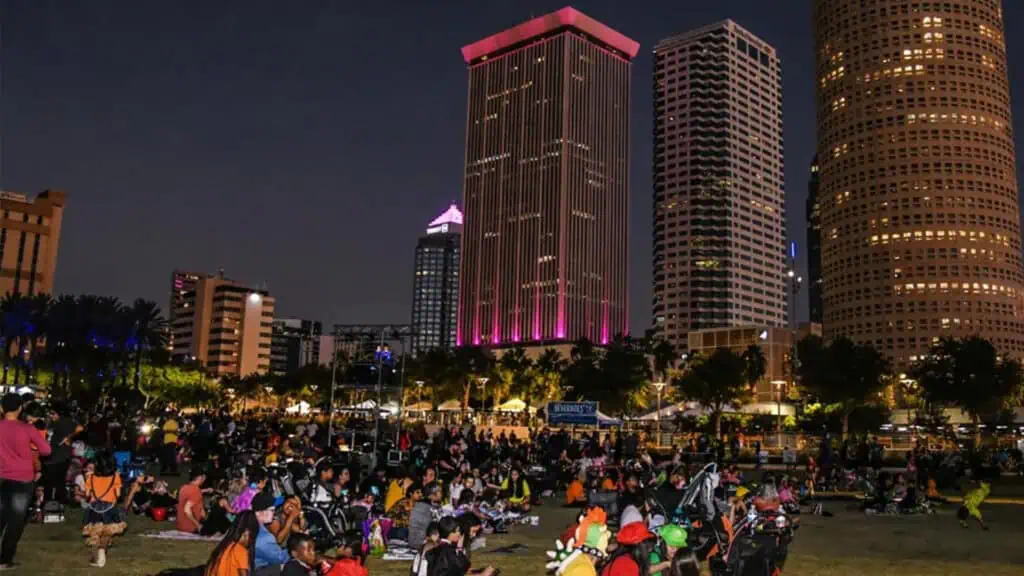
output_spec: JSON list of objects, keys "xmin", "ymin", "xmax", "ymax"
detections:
[
  {"xmin": 601, "ymin": 520, "xmax": 656, "ymax": 576},
  {"xmin": 649, "ymin": 525, "xmax": 687, "ymax": 576},
  {"xmin": 251, "ymin": 492, "xmax": 290, "ymax": 572},
  {"xmin": 546, "ymin": 508, "xmax": 610, "ymax": 576}
]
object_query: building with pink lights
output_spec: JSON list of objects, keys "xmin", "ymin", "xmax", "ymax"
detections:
[
  {"xmin": 411, "ymin": 205, "xmax": 462, "ymax": 355},
  {"xmin": 457, "ymin": 7, "xmax": 636, "ymax": 347}
]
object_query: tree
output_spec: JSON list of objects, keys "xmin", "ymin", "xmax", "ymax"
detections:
[
  {"xmin": 911, "ymin": 336, "xmax": 1023, "ymax": 444},
  {"xmin": 597, "ymin": 335, "xmax": 652, "ymax": 413},
  {"xmin": 495, "ymin": 345, "xmax": 532, "ymax": 408},
  {"xmin": 127, "ymin": 299, "xmax": 167, "ymax": 388},
  {"xmin": 800, "ymin": 336, "xmax": 890, "ymax": 439},
  {"xmin": 234, "ymin": 373, "xmax": 268, "ymax": 413},
  {"xmin": 531, "ymin": 348, "xmax": 567, "ymax": 404},
  {"xmin": 649, "ymin": 337, "xmax": 677, "ymax": 384},
  {"xmin": 564, "ymin": 338, "xmax": 602, "ymax": 402},
  {"xmin": 676, "ymin": 348, "xmax": 752, "ymax": 438},
  {"xmin": 742, "ymin": 344, "xmax": 767, "ymax": 392},
  {"xmin": 451, "ymin": 346, "xmax": 494, "ymax": 412}
]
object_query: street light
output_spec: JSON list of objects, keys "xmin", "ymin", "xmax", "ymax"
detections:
[
  {"xmin": 416, "ymin": 380, "xmax": 425, "ymax": 405},
  {"xmin": 771, "ymin": 380, "xmax": 786, "ymax": 448},
  {"xmin": 478, "ymin": 376, "xmax": 490, "ymax": 410},
  {"xmin": 652, "ymin": 381, "xmax": 667, "ymax": 447}
]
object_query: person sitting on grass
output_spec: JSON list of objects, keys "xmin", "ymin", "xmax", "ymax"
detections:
[
  {"xmin": 267, "ymin": 496, "xmax": 306, "ymax": 545},
  {"xmin": 411, "ymin": 522, "xmax": 441, "ymax": 576},
  {"xmin": 426, "ymin": 516, "xmax": 496, "ymax": 576},
  {"xmin": 177, "ymin": 468, "xmax": 208, "ymax": 534},
  {"xmin": 389, "ymin": 482, "xmax": 423, "ymax": 543},
  {"xmin": 202, "ymin": 495, "xmax": 236, "ymax": 537},
  {"xmin": 206, "ymin": 511, "xmax": 259, "ymax": 576},
  {"xmin": 252, "ymin": 492, "xmax": 291, "ymax": 572},
  {"xmin": 232, "ymin": 467, "xmax": 268, "ymax": 514},
  {"xmin": 502, "ymin": 467, "xmax": 531, "ymax": 512},
  {"xmin": 323, "ymin": 531, "xmax": 369, "ymax": 576},
  {"xmin": 280, "ymin": 532, "xmax": 320, "ymax": 576},
  {"xmin": 958, "ymin": 480, "xmax": 991, "ymax": 530}
]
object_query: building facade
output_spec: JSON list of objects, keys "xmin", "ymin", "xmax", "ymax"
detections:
[
  {"xmin": 170, "ymin": 271, "xmax": 275, "ymax": 377},
  {"xmin": 812, "ymin": 0, "xmax": 1023, "ymax": 365},
  {"xmin": 411, "ymin": 205, "xmax": 461, "ymax": 355},
  {"xmin": 652, "ymin": 21, "xmax": 787, "ymax": 352},
  {"xmin": 686, "ymin": 325, "xmax": 793, "ymax": 402},
  {"xmin": 806, "ymin": 157, "xmax": 823, "ymax": 325},
  {"xmin": 168, "ymin": 270, "xmax": 201, "ymax": 352},
  {"xmin": 0, "ymin": 190, "xmax": 66, "ymax": 298},
  {"xmin": 270, "ymin": 318, "xmax": 323, "ymax": 375},
  {"xmin": 457, "ymin": 7, "xmax": 637, "ymax": 347}
]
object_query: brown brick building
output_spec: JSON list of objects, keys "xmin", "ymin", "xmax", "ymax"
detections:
[
  {"xmin": 812, "ymin": 0, "xmax": 1023, "ymax": 365},
  {"xmin": 0, "ymin": 190, "xmax": 65, "ymax": 297}
]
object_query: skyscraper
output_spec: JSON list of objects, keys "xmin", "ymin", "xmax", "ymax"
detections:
[
  {"xmin": 806, "ymin": 157, "xmax": 823, "ymax": 325},
  {"xmin": 0, "ymin": 190, "xmax": 66, "ymax": 298},
  {"xmin": 168, "ymin": 270, "xmax": 201, "ymax": 352},
  {"xmin": 458, "ymin": 7, "xmax": 637, "ymax": 346},
  {"xmin": 411, "ymin": 205, "xmax": 461, "ymax": 355},
  {"xmin": 652, "ymin": 21, "xmax": 786, "ymax": 350},
  {"xmin": 812, "ymin": 0, "xmax": 1023, "ymax": 364}
]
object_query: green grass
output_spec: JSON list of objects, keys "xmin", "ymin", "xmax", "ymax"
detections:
[{"xmin": 14, "ymin": 497, "xmax": 1024, "ymax": 575}]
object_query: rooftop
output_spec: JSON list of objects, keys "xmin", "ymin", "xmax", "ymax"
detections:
[{"xmin": 461, "ymin": 6, "xmax": 639, "ymax": 64}]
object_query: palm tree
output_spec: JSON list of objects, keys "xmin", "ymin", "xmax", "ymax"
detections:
[
  {"xmin": 532, "ymin": 348, "xmax": 567, "ymax": 403},
  {"xmin": 0, "ymin": 293, "xmax": 29, "ymax": 385},
  {"xmin": 741, "ymin": 344, "xmax": 767, "ymax": 392},
  {"xmin": 46, "ymin": 294, "xmax": 78, "ymax": 396},
  {"xmin": 451, "ymin": 346, "xmax": 493, "ymax": 412},
  {"xmin": 23, "ymin": 293, "xmax": 52, "ymax": 384},
  {"xmin": 650, "ymin": 338, "xmax": 677, "ymax": 384},
  {"xmin": 597, "ymin": 334, "xmax": 653, "ymax": 413},
  {"xmin": 496, "ymin": 345, "xmax": 532, "ymax": 408},
  {"xmin": 128, "ymin": 299, "xmax": 167, "ymax": 388}
]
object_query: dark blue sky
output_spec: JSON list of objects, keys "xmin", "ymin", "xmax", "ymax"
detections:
[{"xmin": 3, "ymin": 1, "xmax": 1022, "ymax": 334}]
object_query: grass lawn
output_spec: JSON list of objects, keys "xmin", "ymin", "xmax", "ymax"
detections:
[{"xmin": 15, "ymin": 498, "xmax": 1024, "ymax": 576}]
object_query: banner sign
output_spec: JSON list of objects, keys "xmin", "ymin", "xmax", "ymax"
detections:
[{"xmin": 547, "ymin": 401, "xmax": 598, "ymax": 426}]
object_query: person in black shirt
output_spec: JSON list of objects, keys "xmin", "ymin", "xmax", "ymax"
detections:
[{"xmin": 43, "ymin": 404, "xmax": 79, "ymax": 503}]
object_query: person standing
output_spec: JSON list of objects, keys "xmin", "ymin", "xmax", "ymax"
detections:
[
  {"xmin": 43, "ymin": 404, "xmax": 79, "ymax": 504},
  {"xmin": 0, "ymin": 393, "xmax": 52, "ymax": 569},
  {"xmin": 161, "ymin": 413, "xmax": 180, "ymax": 475}
]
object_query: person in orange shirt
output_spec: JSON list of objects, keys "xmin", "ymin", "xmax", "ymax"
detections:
[
  {"xmin": 206, "ymin": 511, "xmax": 259, "ymax": 576},
  {"xmin": 177, "ymin": 468, "xmax": 208, "ymax": 533},
  {"xmin": 82, "ymin": 453, "xmax": 127, "ymax": 567}
]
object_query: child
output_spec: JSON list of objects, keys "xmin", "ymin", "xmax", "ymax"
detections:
[
  {"xmin": 324, "ymin": 531, "xmax": 368, "ymax": 576},
  {"xmin": 82, "ymin": 452, "xmax": 127, "ymax": 568},
  {"xmin": 281, "ymin": 533, "xmax": 320, "ymax": 576},
  {"xmin": 958, "ymin": 481, "xmax": 991, "ymax": 530}
]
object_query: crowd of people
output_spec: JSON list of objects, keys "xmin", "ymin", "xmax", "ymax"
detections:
[{"xmin": 0, "ymin": 390, "xmax": 1010, "ymax": 575}]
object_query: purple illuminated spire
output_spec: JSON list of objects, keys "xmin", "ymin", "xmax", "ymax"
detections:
[{"xmin": 428, "ymin": 204, "xmax": 463, "ymax": 227}]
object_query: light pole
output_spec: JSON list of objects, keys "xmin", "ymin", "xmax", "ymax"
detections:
[
  {"xmin": 478, "ymin": 376, "xmax": 490, "ymax": 423},
  {"xmin": 652, "ymin": 381, "xmax": 667, "ymax": 447},
  {"xmin": 416, "ymin": 380, "xmax": 425, "ymax": 405},
  {"xmin": 771, "ymin": 380, "xmax": 786, "ymax": 448}
]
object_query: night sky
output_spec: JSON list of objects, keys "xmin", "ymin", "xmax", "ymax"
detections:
[{"xmin": 3, "ymin": 1, "xmax": 1023, "ymax": 335}]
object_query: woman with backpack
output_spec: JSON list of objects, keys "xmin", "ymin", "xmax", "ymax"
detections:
[{"xmin": 82, "ymin": 452, "xmax": 127, "ymax": 567}]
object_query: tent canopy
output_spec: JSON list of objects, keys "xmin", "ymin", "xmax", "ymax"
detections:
[
  {"xmin": 437, "ymin": 400, "xmax": 472, "ymax": 412},
  {"xmin": 495, "ymin": 398, "xmax": 534, "ymax": 413},
  {"xmin": 406, "ymin": 401, "xmax": 432, "ymax": 412},
  {"xmin": 285, "ymin": 401, "xmax": 311, "ymax": 415}
]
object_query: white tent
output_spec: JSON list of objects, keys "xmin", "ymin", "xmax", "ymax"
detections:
[
  {"xmin": 405, "ymin": 401, "xmax": 432, "ymax": 412},
  {"xmin": 285, "ymin": 401, "xmax": 311, "ymax": 415},
  {"xmin": 438, "ymin": 400, "xmax": 471, "ymax": 412},
  {"xmin": 495, "ymin": 398, "xmax": 534, "ymax": 413}
]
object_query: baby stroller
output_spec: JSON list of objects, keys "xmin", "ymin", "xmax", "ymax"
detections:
[{"xmin": 302, "ymin": 501, "xmax": 349, "ymax": 552}]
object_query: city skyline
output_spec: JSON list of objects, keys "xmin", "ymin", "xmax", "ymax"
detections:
[{"xmin": 3, "ymin": 1, "xmax": 1024, "ymax": 336}]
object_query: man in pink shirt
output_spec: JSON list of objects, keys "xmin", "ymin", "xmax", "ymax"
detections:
[{"xmin": 0, "ymin": 393, "xmax": 51, "ymax": 569}]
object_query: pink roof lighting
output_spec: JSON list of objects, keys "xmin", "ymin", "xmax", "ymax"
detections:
[
  {"xmin": 461, "ymin": 7, "xmax": 639, "ymax": 64},
  {"xmin": 428, "ymin": 204, "xmax": 464, "ymax": 227}
]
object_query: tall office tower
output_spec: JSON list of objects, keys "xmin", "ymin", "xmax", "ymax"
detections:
[
  {"xmin": 0, "ymin": 190, "xmax": 65, "ymax": 297},
  {"xmin": 411, "ymin": 205, "xmax": 462, "ymax": 355},
  {"xmin": 652, "ymin": 22, "xmax": 787, "ymax": 351},
  {"xmin": 270, "ymin": 318, "xmax": 323, "ymax": 375},
  {"xmin": 813, "ymin": 0, "xmax": 1023, "ymax": 364},
  {"xmin": 457, "ymin": 7, "xmax": 637, "ymax": 347},
  {"xmin": 168, "ymin": 270, "xmax": 201, "ymax": 352},
  {"xmin": 170, "ymin": 270, "xmax": 275, "ymax": 377},
  {"xmin": 806, "ymin": 157, "xmax": 823, "ymax": 325}
]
